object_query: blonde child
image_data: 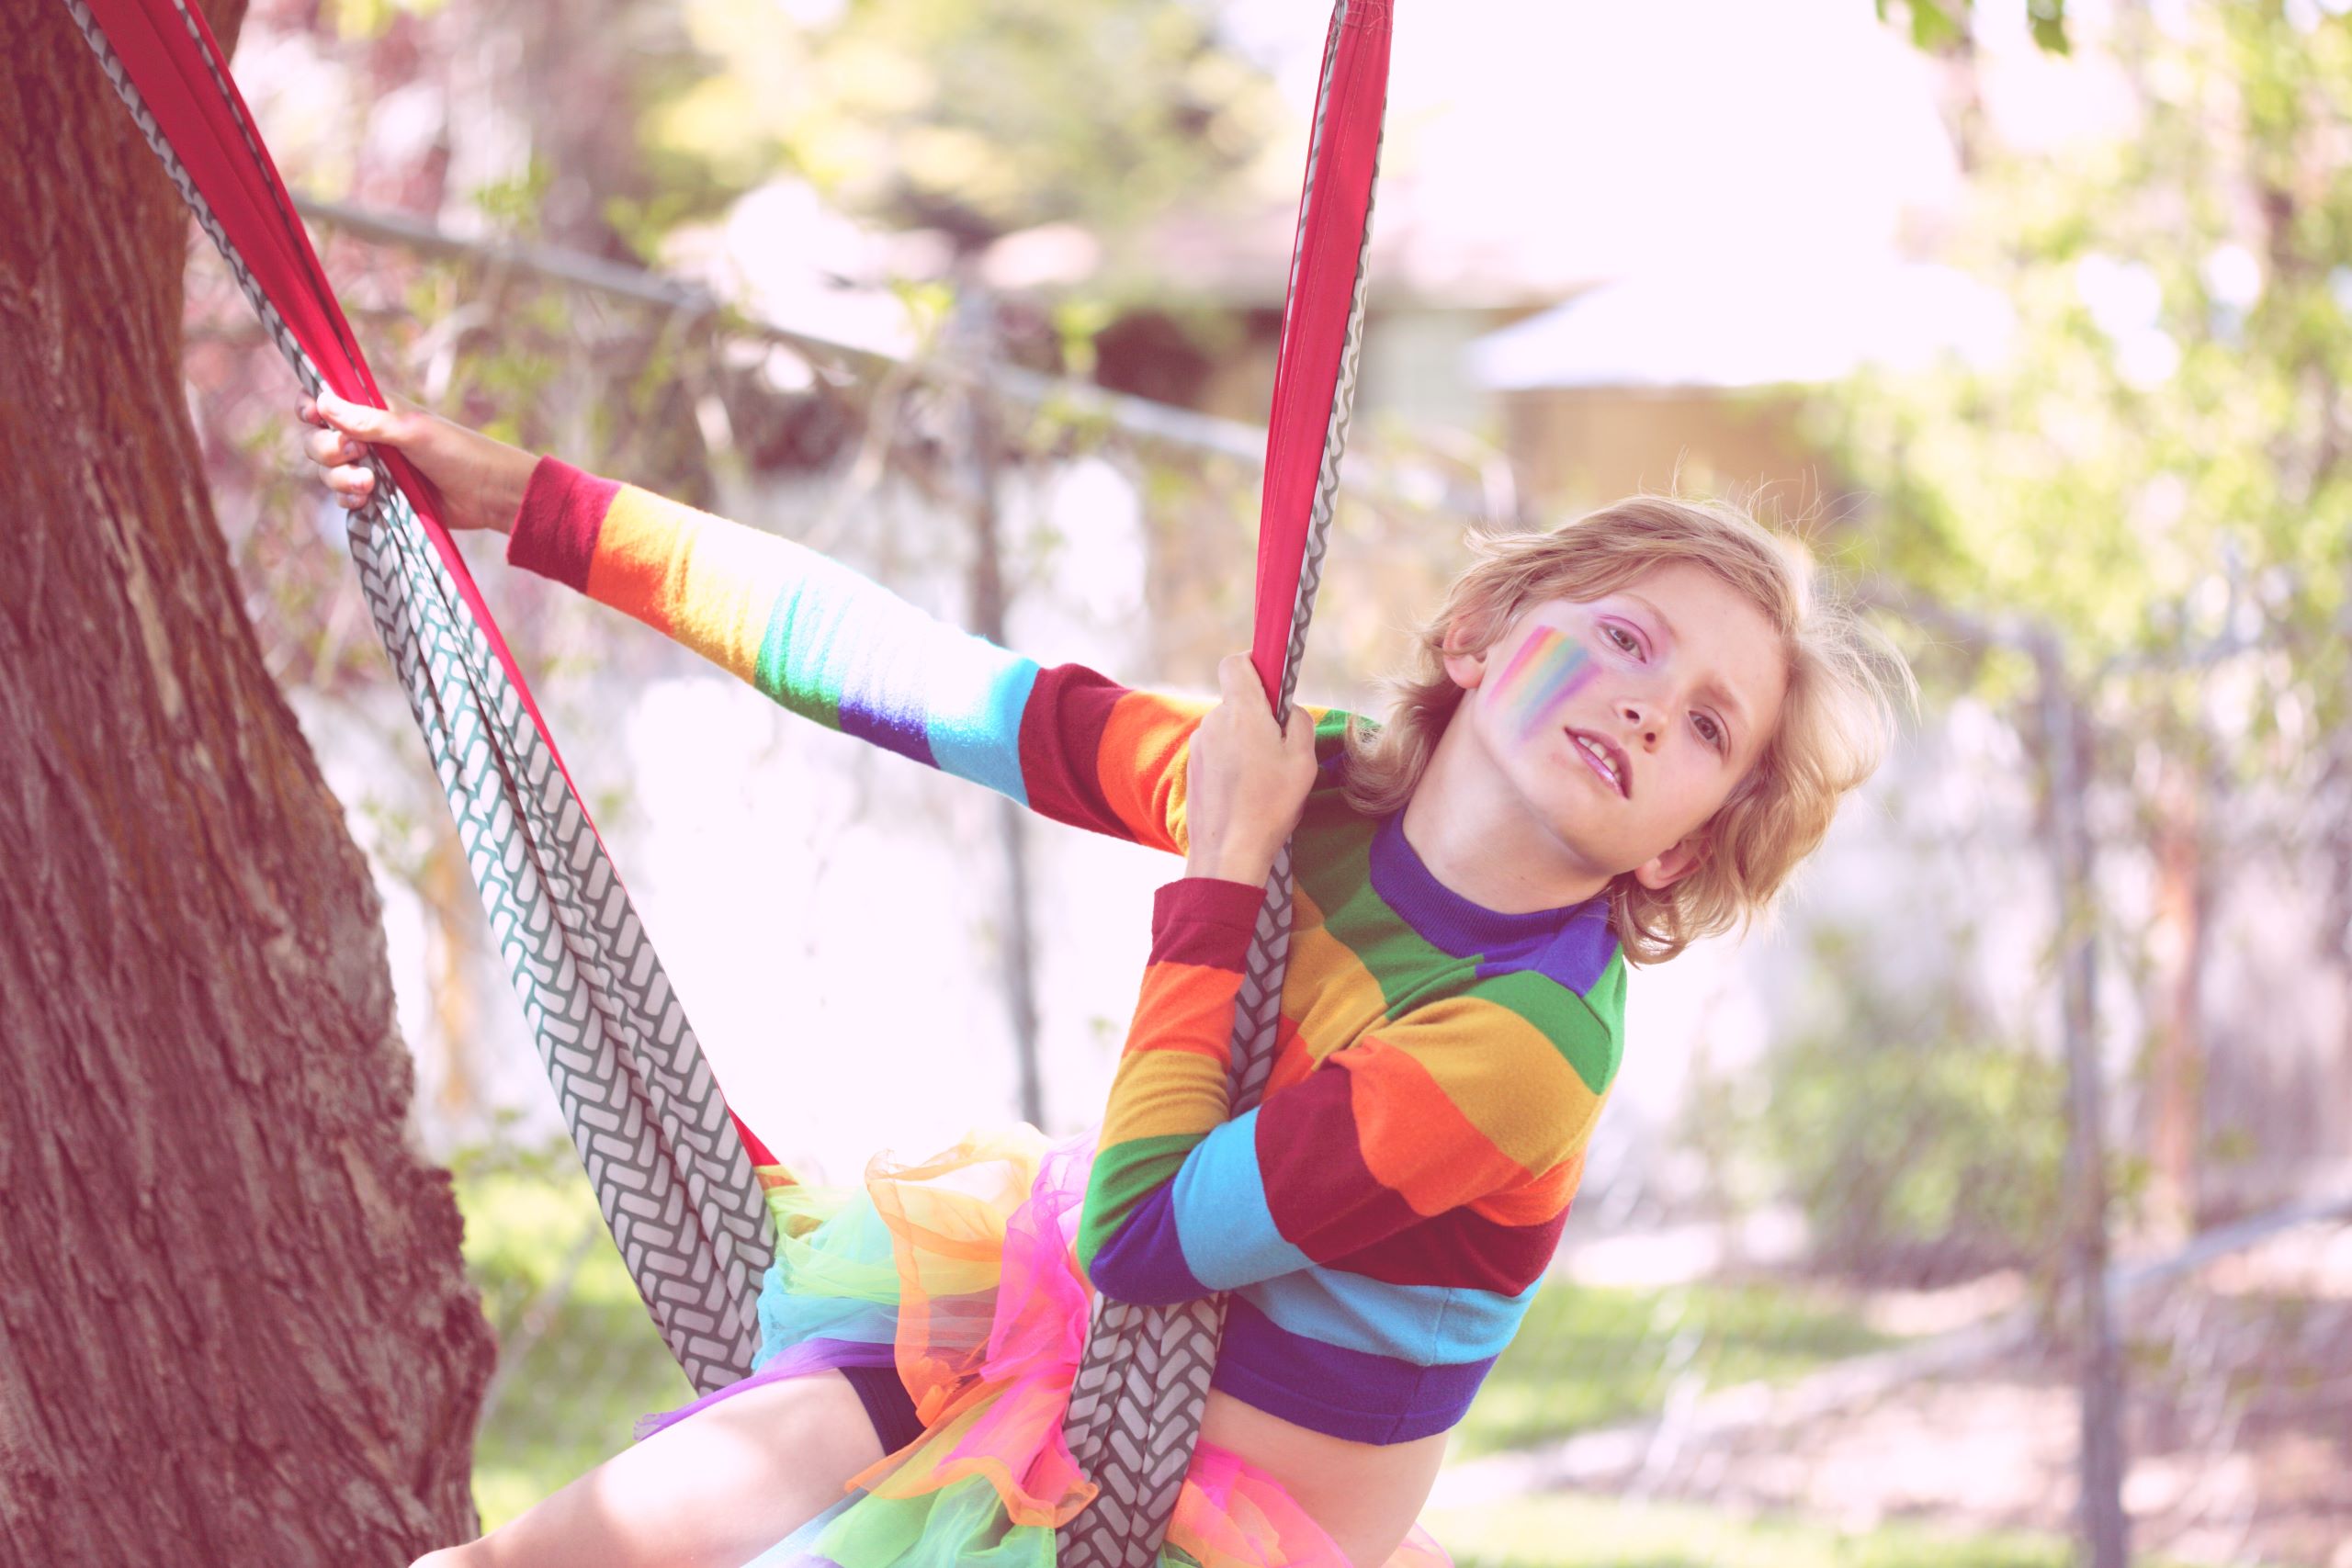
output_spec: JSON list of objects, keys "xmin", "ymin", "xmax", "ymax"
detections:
[{"xmin": 300, "ymin": 390, "xmax": 1909, "ymax": 1568}]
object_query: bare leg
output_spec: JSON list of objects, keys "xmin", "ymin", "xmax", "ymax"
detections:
[{"xmin": 416, "ymin": 1369, "xmax": 888, "ymax": 1568}]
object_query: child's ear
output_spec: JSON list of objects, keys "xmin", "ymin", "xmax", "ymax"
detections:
[
  {"xmin": 1632, "ymin": 831, "xmax": 1708, "ymax": 893},
  {"xmin": 1439, "ymin": 619, "xmax": 1488, "ymax": 692}
]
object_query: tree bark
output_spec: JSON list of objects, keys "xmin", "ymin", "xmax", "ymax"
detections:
[{"xmin": 0, "ymin": 3, "xmax": 497, "ymax": 1562}]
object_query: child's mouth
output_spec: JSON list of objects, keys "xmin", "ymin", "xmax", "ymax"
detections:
[{"xmin": 1566, "ymin": 728, "xmax": 1628, "ymax": 797}]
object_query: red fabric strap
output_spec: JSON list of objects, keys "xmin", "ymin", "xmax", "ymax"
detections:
[
  {"xmin": 1250, "ymin": 0, "xmax": 1394, "ymax": 709},
  {"xmin": 77, "ymin": 0, "xmax": 779, "ymax": 1169}
]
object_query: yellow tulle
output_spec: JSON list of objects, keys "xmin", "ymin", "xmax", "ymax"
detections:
[{"xmin": 695, "ymin": 1125, "xmax": 1450, "ymax": 1568}]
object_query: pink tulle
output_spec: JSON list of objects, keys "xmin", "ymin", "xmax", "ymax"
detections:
[{"xmin": 645, "ymin": 1124, "xmax": 1452, "ymax": 1567}]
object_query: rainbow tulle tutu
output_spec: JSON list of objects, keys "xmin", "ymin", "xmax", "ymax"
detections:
[{"xmin": 635, "ymin": 1125, "xmax": 1451, "ymax": 1568}]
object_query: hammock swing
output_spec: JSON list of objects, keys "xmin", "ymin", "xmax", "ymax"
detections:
[{"xmin": 63, "ymin": 0, "xmax": 1392, "ymax": 1559}]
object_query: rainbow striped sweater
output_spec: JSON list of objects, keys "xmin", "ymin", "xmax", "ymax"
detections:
[{"xmin": 507, "ymin": 457, "xmax": 1627, "ymax": 1445}]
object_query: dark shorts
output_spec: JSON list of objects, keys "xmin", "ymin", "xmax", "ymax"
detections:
[{"xmin": 838, "ymin": 1360, "xmax": 925, "ymax": 1456}]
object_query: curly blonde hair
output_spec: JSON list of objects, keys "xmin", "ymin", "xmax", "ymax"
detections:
[{"xmin": 1342, "ymin": 495, "xmax": 1913, "ymax": 965}]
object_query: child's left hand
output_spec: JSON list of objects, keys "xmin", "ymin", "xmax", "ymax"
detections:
[{"xmin": 1182, "ymin": 654, "xmax": 1320, "ymax": 887}]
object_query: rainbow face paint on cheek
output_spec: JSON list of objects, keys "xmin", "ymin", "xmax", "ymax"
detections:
[{"xmin": 1492, "ymin": 624, "xmax": 1595, "ymax": 738}]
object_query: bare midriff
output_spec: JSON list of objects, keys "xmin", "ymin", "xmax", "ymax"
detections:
[{"xmin": 1197, "ymin": 1389, "xmax": 1449, "ymax": 1567}]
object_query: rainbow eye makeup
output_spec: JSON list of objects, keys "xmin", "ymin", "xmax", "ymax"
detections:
[{"xmin": 1492, "ymin": 624, "xmax": 1594, "ymax": 738}]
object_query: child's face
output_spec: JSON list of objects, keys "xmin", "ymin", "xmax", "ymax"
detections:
[{"xmin": 1444, "ymin": 560, "xmax": 1789, "ymax": 894}]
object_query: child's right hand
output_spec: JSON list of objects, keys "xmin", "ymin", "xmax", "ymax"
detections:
[
  {"xmin": 1182, "ymin": 653, "xmax": 1320, "ymax": 888},
  {"xmin": 296, "ymin": 389, "xmax": 537, "ymax": 536}
]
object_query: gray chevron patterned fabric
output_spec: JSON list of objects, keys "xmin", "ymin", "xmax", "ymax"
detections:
[
  {"xmin": 63, "ymin": 0, "xmax": 775, "ymax": 1398},
  {"xmin": 1055, "ymin": 2, "xmax": 1385, "ymax": 1558},
  {"xmin": 70, "ymin": 0, "xmax": 1385, "ymax": 1551}
]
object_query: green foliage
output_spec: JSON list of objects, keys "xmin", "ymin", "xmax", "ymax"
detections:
[
  {"xmin": 1815, "ymin": 8, "xmax": 2352, "ymax": 1254},
  {"xmin": 468, "ymin": 158, "xmax": 557, "ymax": 241},
  {"xmin": 1453, "ymin": 1281, "xmax": 1890, "ymax": 1459},
  {"xmin": 1051, "ymin": 297, "xmax": 1117, "ymax": 382},
  {"xmin": 888, "ymin": 276, "xmax": 957, "ymax": 345},
  {"xmin": 1876, "ymin": 0, "xmax": 2070, "ymax": 55},
  {"xmin": 451, "ymin": 1131, "xmax": 694, "ymax": 1531},
  {"xmin": 1818, "ymin": 6, "xmax": 2352, "ymax": 741},
  {"xmin": 603, "ymin": 190, "xmax": 713, "ymax": 269},
  {"xmin": 1743, "ymin": 928, "xmax": 2065, "ymax": 1284},
  {"xmin": 324, "ymin": 0, "xmax": 450, "ymax": 41},
  {"xmin": 647, "ymin": 0, "xmax": 1279, "ymax": 251}
]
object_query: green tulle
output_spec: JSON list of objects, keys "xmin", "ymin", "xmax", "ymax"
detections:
[{"xmin": 752, "ymin": 1472, "xmax": 1216, "ymax": 1568}]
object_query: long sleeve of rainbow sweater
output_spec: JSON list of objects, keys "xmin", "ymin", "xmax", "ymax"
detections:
[{"xmin": 506, "ymin": 457, "xmax": 1628, "ymax": 1444}]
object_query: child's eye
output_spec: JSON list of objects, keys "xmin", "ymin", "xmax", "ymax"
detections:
[
  {"xmin": 1695, "ymin": 714, "xmax": 1726, "ymax": 751},
  {"xmin": 1602, "ymin": 624, "xmax": 1640, "ymax": 654}
]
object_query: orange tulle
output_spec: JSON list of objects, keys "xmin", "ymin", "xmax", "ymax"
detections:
[{"xmin": 677, "ymin": 1124, "xmax": 1450, "ymax": 1568}]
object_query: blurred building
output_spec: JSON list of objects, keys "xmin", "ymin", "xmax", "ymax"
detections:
[
  {"xmin": 1460, "ymin": 259, "xmax": 2011, "ymax": 512},
  {"xmin": 676, "ymin": 0, "xmax": 1975, "ymax": 523}
]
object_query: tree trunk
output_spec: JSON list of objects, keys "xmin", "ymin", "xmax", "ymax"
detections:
[
  {"xmin": 2031, "ymin": 645, "xmax": 2130, "ymax": 1568},
  {"xmin": 0, "ymin": 3, "xmax": 497, "ymax": 1562},
  {"xmin": 2145, "ymin": 756, "xmax": 2206, "ymax": 1242}
]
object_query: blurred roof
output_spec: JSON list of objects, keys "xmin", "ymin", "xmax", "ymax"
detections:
[
  {"xmin": 1466, "ymin": 256, "xmax": 2014, "ymax": 389},
  {"xmin": 1131, "ymin": 0, "xmax": 1963, "ymax": 308}
]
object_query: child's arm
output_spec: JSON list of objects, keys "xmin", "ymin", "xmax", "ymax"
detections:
[
  {"xmin": 1076, "ymin": 886, "xmax": 1614, "ymax": 1304},
  {"xmin": 1076, "ymin": 656, "xmax": 1616, "ymax": 1303},
  {"xmin": 1077, "ymin": 869, "xmax": 1609, "ymax": 1297},
  {"xmin": 506, "ymin": 457, "xmax": 1241, "ymax": 852},
  {"xmin": 296, "ymin": 390, "xmax": 1241, "ymax": 853}
]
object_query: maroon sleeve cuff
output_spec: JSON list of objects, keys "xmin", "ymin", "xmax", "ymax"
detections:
[
  {"xmin": 1148, "ymin": 877, "xmax": 1266, "ymax": 970},
  {"xmin": 505, "ymin": 456, "xmax": 619, "ymax": 592}
]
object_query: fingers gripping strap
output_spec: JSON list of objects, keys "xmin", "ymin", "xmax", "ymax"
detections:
[
  {"xmin": 1057, "ymin": 3, "xmax": 1391, "ymax": 1561},
  {"xmin": 62, "ymin": 0, "xmax": 775, "ymax": 1394}
]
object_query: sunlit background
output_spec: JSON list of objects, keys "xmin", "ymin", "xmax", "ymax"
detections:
[{"xmin": 187, "ymin": 1, "xmax": 2351, "ymax": 1562}]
